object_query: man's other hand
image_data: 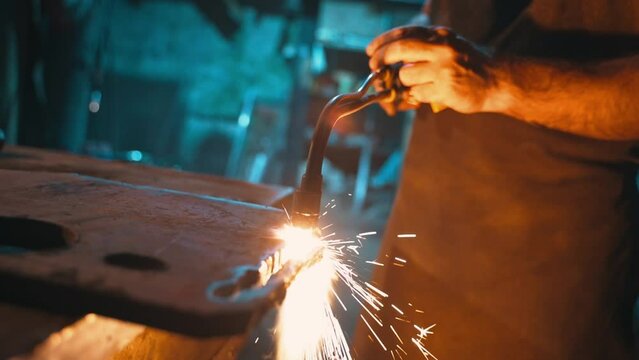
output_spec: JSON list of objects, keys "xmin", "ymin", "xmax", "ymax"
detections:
[{"xmin": 367, "ymin": 26, "xmax": 497, "ymax": 115}]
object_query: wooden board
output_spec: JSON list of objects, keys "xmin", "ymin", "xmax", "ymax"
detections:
[{"xmin": 0, "ymin": 169, "xmax": 294, "ymax": 337}]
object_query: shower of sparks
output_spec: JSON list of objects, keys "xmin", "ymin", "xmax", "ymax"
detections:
[
  {"xmin": 390, "ymin": 325, "xmax": 403, "ymax": 344},
  {"xmin": 361, "ymin": 314, "xmax": 387, "ymax": 351},
  {"xmin": 276, "ymin": 252, "xmax": 351, "ymax": 360},
  {"xmin": 274, "ymin": 203, "xmax": 436, "ymax": 360},
  {"xmin": 391, "ymin": 304, "xmax": 404, "ymax": 315},
  {"xmin": 397, "ymin": 234, "xmax": 416, "ymax": 238},
  {"xmin": 365, "ymin": 282, "xmax": 389, "ymax": 298},
  {"xmin": 322, "ymin": 224, "xmax": 334, "ymax": 231},
  {"xmin": 394, "ymin": 257, "xmax": 407, "ymax": 264},
  {"xmin": 358, "ymin": 231, "xmax": 377, "ymax": 236},
  {"xmin": 365, "ymin": 260, "xmax": 384, "ymax": 267}
]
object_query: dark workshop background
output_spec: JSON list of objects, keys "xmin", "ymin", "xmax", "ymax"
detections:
[
  {"xmin": 0, "ymin": 3, "xmax": 420, "ymax": 354},
  {"xmin": 0, "ymin": 0, "xmax": 422, "ymax": 231},
  {"xmin": 2, "ymin": 1, "xmax": 639, "ymax": 358}
]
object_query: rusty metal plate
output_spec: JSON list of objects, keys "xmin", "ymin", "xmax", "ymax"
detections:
[
  {"xmin": 0, "ymin": 146, "xmax": 293, "ymax": 206},
  {"xmin": 0, "ymin": 169, "xmax": 293, "ymax": 337}
]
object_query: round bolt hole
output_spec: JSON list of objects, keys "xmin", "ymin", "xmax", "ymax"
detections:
[
  {"xmin": 103, "ymin": 252, "xmax": 168, "ymax": 272},
  {"xmin": 0, "ymin": 216, "xmax": 75, "ymax": 254},
  {"xmin": 213, "ymin": 283, "xmax": 238, "ymax": 298},
  {"xmin": 210, "ymin": 268, "xmax": 261, "ymax": 299}
]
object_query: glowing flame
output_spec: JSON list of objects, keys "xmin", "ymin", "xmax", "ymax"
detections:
[
  {"xmin": 276, "ymin": 254, "xmax": 351, "ymax": 360},
  {"xmin": 276, "ymin": 225, "xmax": 323, "ymax": 264},
  {"xmin": 275, "ymin": 225, "xmax": 351, "ymax": 360},
  {"xmin": 273, "ymin": 216, "xmax": 436, "ymax": 360}
]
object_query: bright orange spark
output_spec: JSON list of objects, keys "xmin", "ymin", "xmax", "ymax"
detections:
[{"xmin": 274, "ymin": 215, "xmax": 436, "ymax": 360}]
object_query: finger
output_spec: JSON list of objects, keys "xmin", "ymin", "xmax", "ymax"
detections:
[
  {"xmin": 367, "ymin": 27, "xmax": 407, "ymax": 56},
  {"xmin": 409, "ymin": 82, "xmax": 440, "ymax": 104},
  {"xmin": 430, "ymin": 103, "xmax": 448, "ymax": 113},
  {"xmin": 374, "ymin": 82, "xmax": 420, "ymax": 116},
  {"xmin": 379, "ymin": 101, "xmax": 397, "ymax": 117},
  {"xmin": 396, "ymin": 101, "xmax": 420, "ymax": 112},
  {"xmin": 378, "ymin": 99, "xmax": 419, "ymax": 116},
  {"xmin": 373, "ymin": 80, "xmax": 397, "ymax": 116},
  {"xmin": 366, "ymin": 26, "xmax": 450, "ymax": 56},
  {"xmin": 369, "ymin": 39, "xmax": 450, "ymax": 70},
  {"xmin": 398, "ymin": 62, "xmax": 438, "ymax": 87},
  {"xmin": 366, "ymin": 26, "xmax": 431, "ymax": 56}
]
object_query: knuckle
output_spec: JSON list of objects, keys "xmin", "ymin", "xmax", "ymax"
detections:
[
  {"xmin": 366, "ymin": 44, "xmax": 376, "ymax": 56},
  {"xmin": 441, "ymin": 68, "xmax": 455, "ymax": 83},
  {"xmin": 370, "ymin": 26, "xmax": 412, "ymax": 54},
  {"xmin": 430, "ymin": 26, "xmax": 458, "ymax": 45},
  {"xmin": 384, "ymin": 43, "xmax": 404, "ymax": 64},
  {"xmin": 434, "ymin": 27, "xmax": 450, "ymax": 37},
  {"xmin": 438, "ymin": 45, "xmax": 456, "ymax": 59},
  {"xmin": 389, "ymin": 41, "xmax": 405, "ymax": 56},
  {"xmin": 395, "ymin": 27, "xmax": 409, "ymax": 38},
  {"xmin": 370, "ymin": 53, "xmax": 384, "ymax": 69}
]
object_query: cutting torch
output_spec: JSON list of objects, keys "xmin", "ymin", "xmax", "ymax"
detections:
[{"xmin": 291, "ymin": 65, "xmax": 405, "ymax": 229}]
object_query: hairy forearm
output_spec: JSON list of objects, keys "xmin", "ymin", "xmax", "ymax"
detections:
[{"xmin": 486, "ymin": 54, "xmax": 639, "ymax": 140}]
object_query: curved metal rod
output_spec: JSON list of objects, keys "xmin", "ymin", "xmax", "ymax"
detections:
[
  {"xmin": 304, "ymin": 90, "xmax": 392, "ymax": 178},
  {"xmin": 292, "ymin": 68, "xmax": 396, "ymax": 228}
]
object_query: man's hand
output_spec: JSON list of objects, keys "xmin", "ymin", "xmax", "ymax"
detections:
[
  {"xmin": 367, "ymin": 26, "xmax": 498, "ymax": 115},
  {"xmin": 368, "ymin": 27, "xmax": 639, "ymax": 140}
]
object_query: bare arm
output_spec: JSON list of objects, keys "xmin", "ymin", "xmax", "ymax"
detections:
[
  {"xmin": 489, "ymin": 55, "xmax": 639, "ymax": 140},
  {"xmin": 368, "ymin": 26, "xmax": 639, "ymax": 141}
]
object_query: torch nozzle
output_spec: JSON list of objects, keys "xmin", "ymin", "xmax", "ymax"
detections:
[{"xmin": 291, "ymin": 65, "xmax": 404, "ymax": 229}]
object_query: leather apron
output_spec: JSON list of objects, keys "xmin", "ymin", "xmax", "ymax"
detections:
[{"xmin": 353, "ymin": 2, "xmax": 639, "ymax": 359}]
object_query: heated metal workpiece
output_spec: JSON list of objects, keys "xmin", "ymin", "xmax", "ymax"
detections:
[
  {"xmin": 0, "ymin": 145, "xmax": 292, "ymax": 206},
  {"xmin": 292, "ymin": 65, "xmax": 403, "ymax": 228},
  {"xmin": 0, "ymin": 169, "xmax": 302, "ymax": 337}
]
